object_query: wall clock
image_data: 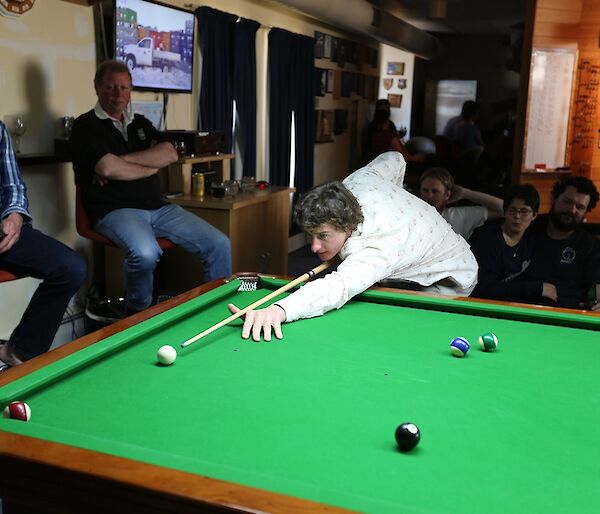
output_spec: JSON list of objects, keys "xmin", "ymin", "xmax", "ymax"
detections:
[{"xmin": 0, "ymin": 0, "xmax": 36, "ymax": 17}]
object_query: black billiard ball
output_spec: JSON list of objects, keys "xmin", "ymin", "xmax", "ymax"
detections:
[{"xmin": 395, "ymin": 422, "xmax": 420, "ymax": 452}]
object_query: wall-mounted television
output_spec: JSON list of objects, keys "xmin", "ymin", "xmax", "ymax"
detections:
[{"xmin": 115, "ymin": 0, "xmax": 195, "ymax": 93}]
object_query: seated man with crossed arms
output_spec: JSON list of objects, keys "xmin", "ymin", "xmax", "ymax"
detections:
[{"xmin": 71, "ymin": 60, "xmax": 231, "ymax": 314}]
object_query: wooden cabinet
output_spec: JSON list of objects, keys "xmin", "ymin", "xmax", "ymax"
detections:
[
  {"xmin": 167, "ymin": 186, "xmax": 294, "ymax": 275},
  {"xmin": 104, "ymin": 187, "xmax": 294, "ymax": 297}
]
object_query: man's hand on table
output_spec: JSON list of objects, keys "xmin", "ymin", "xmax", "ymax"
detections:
[{"xmin": 227, "ymin": 303, "xmax": 287, "ymax": 342}]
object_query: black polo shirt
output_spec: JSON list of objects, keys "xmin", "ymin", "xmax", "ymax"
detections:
[{"xmin": 71, "ymin": 110, "xmax": 168, "ymax": 225}]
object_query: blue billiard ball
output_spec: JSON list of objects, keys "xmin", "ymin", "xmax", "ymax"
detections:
[{"xmin": 450, "ymin": 337, "xmax": 470, "ymax": 357}]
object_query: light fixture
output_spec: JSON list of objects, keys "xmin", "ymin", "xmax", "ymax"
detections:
[{"xmin": 428, "ymin": 0, "xmax": 447, "ymax": 19}]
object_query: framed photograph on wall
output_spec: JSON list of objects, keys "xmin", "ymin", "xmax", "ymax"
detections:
[
  {"xmin": 387, "ymin": 62, "xmax": 405, "ymax": 75},
  {"xmin": 326, "ymin": 69, "xmax": 335, "ymax": 93},
  {"xmin": 337, "ymin": 40, "xmax": 346, "ymax": 68},
  {"xmin": 324, "ymin": 34, "xmax": 332, "ymax": 59},
  {"xmin": 315, "ymin": 110, "xmax": 334, "ymax": 142},
  {"xmin": 314, "ymin": 31, "xmax": 324, "ymax": 58},
  {"xmin": 388, "ymin": 93, "xmax": 403, "ymax": 108},
  {"xmin": 331, "ymin": 37, "xmax": 338, "ymax": 62},
  {"xmin": 315, "ymin": 68, "xmax": 327, "ymax": 96}
]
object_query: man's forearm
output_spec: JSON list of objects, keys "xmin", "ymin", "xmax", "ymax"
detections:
[
  {"xmin": 462, "ymin": 188, "xmax": 503, "ymax": 216},
  {"xmin": 122, "ymin": 141, "xmax": 178, "ymax": 168},
  {"xmin": 95, "ymin": 153, "xmax": 158, "ymax": 181}
]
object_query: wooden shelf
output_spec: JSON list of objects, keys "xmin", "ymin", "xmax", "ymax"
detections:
[
  {"xmin": 165, "ymin": 154, "xmax": 235, "ymax": 195},
  {"xmin": 16, "ymin": 153, "xmax": 71, "ymax": 166}
]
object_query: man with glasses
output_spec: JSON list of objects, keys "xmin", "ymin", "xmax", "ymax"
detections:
[
  {"xmin": 525, "ymin": 176, "xmax": 600, "ymax": 310},
  {"xmin": 71, "ymin": 60, "xmax": 231, "ymax": 316},
  {"xmin": 470, "ymin": 184, "xmax": 559, "ymax": 303}
]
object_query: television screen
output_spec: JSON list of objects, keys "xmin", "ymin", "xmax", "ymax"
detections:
[{"xmin": 115, "ymin": 0, "xmax": 194, "ymax": 93}]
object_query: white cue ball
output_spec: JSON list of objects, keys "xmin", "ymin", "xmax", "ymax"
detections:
[{"xmin": 157, "ymin": 345, "xmax": 177, "ymax": 365}]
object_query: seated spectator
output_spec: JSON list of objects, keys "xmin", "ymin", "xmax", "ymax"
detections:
[
  {"xmin": 229, "ymin": 152, "xmax": 478, "ymax": 341},
  {"xmin": 70, "ymin": 60, "xmax": 231, "ymax": 314},
  {"xmin": 524, "ymin": 176, "xmax": 600, "ymax": 311},
  {"xmin": 418, "ymin": 167, "xmax": 503, "ymax": 240},
  {"xmin": 471, "ymin": 184, "xmax": 556, "ymax": 303},
  {"xmin": 364, "ymin": 99, "xmax": 424, "ymax": 164},
  {"xmin": 0, "ymin": 121, "xmax": 87, "ymax": 372}
]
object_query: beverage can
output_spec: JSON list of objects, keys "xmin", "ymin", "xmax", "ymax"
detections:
[{"xmin": 192, "ymin": 173, "xmax": 205, "ymax": 197}]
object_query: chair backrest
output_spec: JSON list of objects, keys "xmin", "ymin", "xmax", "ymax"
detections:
[
  {"xmin": 0, "ymin": 269, "xmax": 18, "ymax": 283},
  {"xmin": 74, "ymin": 179, "xmax": 174, "ymax": 250},
  {"xmin": 75, "ymin": 182, "xmax": 115, "ymax": 246}
]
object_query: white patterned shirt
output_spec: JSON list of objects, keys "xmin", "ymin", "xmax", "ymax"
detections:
[
  {"xmin": 442, "ymin": 205, "xmax": 488, "ymax": 240},
  {"xmin": 277, "ymin": 152, "xmax": 478, "ymax": 322}
]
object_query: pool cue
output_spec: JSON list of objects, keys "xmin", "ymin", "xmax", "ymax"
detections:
[{"xmin": 181, "ymin": 261, "xmax": 331, "ymax": 348}]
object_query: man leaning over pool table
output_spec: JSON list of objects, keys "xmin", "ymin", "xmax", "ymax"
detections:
[{"xmin": 228, "ymin": 151, "xmax": 478, "ymax": 341}]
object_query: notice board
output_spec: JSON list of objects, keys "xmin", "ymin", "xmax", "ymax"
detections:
[{"xmin": 524, "ymin": 48, "xmax": 576, "ymax": 171}]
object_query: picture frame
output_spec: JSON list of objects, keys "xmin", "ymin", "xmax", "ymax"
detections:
[
  {"xmin": 388, "ymin": 93, "xmax": 403, "ymax": 108},
  {"xmin": 315, "ymin": 68, "xmax": 327, "ymax": 96},
  {"xmin": 331, "ymin": 37, "xmax": 338, "ymax": 62},
  {"xmin": 314, "ymin": 31, "xmax": 324, "ymax": 58},
  {"xmin": 323, "ymin": 34, "xmax": 332, "ymax": 59},
  {"xmin": 326, "ymin": 69, "xmax": 335, "ymax": 93},
  {"xmin": 386, "ymin": 62, "xmax": 405, "ymax": 75},
  {"xmin": 337, "ymin": 39, "xmax": 346, "ymax": 68},
  {"xmin": 397, "ymin": 78, "xmax": 407, "ymax": 90},
  {"xmin": 315, "ymin": 110, "xmax": 334, "ymax": 142}
]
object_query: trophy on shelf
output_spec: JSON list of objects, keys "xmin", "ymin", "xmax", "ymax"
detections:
[{"xmin": 11, "ymin": 115, "xmax": 26, "ymax": 154}]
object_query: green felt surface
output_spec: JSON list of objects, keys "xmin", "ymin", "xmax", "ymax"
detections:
[{"xmin": 1, "ymin": 278, "xmax": 600, "ymax": 514}]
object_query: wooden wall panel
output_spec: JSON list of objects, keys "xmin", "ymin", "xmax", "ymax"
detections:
[{"xmin": 520, "ymin": 0, "xmax": 600, "ymax": 221}]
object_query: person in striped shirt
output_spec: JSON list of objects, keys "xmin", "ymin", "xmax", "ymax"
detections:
[{"xmin": 0, "ymin": 121, "xmax": 86, "ymax": 372}]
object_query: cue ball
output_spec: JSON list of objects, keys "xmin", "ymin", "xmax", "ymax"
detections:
[
  {"xmin": 450, "ymin": 336, "xmax": 470, "ymax": 357},
  {"xmin": 395, "ymin": 422, "xmax": 420, "ymax": 452},
  {"xmin": 478, "ymin": 332, "xmax": 499, "ymax": 352},
  {"xmin": 3, "ymin": 401, "xmax": 31, "ymax": 422},
  {"xmin": 157, "ymin": 345, "xmax": 177, "ymax": 365}
]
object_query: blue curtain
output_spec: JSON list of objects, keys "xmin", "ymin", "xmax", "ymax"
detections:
[
  {"xmin": 233, "ymin": 19, "xmax": 260, "ymax": 177},
  {"xmin": 196, "ymin": 7, "xmax": 236, "ymax": 151},
  {"xmin": 268, "ymin": 29, "xmax": 315, "ymax": 192},
  {"xmin": 196, "ymin": 7, "xmax": 259, "ymax": 177}
]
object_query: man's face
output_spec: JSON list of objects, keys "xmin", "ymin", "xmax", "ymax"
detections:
[
  {"xmin": 550, "ymin": 186, "xmax": 590, "ymax": 232},
  {"xmin": 420, "ymin": 177, "xmax": 451, "ymax": 213},
  {"xmin": 308, "ymin": 223, "xmax": 351, "ymax": 261},
  {"xmin": 95, "ymin": 71, "xmax": 132, "ymax": 119}
]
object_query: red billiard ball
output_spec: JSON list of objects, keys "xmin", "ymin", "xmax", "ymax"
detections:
[
  {"xmin": 3, "ymin": 401, "xmax": 31, "ymax": 422},
  {"xmin": 395, "ymin": 422, "xmax": 420, "ymax": 452}
]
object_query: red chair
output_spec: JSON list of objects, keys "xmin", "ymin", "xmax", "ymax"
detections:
[
  {"xmin": 75, "ymin": 181, "xmax": 175, "ymax": 304},
  {"xmin": 0, "ymin": 270, "xmax": 19, "ymax": 283},
  {"xmin": 75, "ymin": 185, "xmax": 174, "ymax": 250}
]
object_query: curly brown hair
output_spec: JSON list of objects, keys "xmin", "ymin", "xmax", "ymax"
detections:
[{"xmin": 295, "ymin": 182, "xmax": 364, "ymax": 232}]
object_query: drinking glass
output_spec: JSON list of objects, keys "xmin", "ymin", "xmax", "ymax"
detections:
[{"xmin": 11, "ymin": 115, "xmax": 26, "ymax": 154}]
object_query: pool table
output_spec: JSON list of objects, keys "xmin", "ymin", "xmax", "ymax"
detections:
[{"xmin": 1, "ymin": 275, "xmax": 600, "ymax": 514}]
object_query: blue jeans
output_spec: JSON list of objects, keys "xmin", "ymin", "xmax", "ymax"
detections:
[
  {"xmin": 0, "ymin": 226, "xmax": 87, "ymax": 359},
  {"xmin": 94, "ymin": 204, "xmax": 231, "ymax": 310}
]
